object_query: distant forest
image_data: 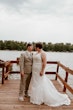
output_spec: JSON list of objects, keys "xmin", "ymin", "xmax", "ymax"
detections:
[{"xmin": 0, "ymin": 40, "xmax": 73, "ymax": 52}]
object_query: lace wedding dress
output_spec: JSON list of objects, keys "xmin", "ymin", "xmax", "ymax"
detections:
[{"xmin": 28, "ymin": 52, "xmax": 71, "ymax": 107}]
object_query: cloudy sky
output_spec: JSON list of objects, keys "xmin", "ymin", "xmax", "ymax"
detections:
[{"xmin": 0, "ymin": 0, "xmax": 73, "ymax": 43}]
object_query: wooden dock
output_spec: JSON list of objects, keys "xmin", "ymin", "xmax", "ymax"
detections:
[
  {"xmin": 0, "ymin": 79, "xmax": 73, "ymax": 110},
  {"xmin": 0, "ymin": 59, "xmax": 73, "ymax": 110}
]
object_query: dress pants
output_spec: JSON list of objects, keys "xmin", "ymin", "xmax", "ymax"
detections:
[{"xmin": 19, "ymin": 73, "xmax": 32, "ymax": 96}]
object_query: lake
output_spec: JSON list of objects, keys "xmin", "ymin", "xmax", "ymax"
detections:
[
  {"xmin": 0, "ymin": 50, "xmax": 73, "ymax": 69},
  {"xmin": 0, "ymin": 50, "xmax": 73, "ymax": 98}
]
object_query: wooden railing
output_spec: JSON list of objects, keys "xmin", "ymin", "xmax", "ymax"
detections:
[
  {"xmin": 56, "ymin": 62, "xmax": 73, "ymax": 94},
  {"xmin": 0, "ymin": 58, "xmax": 73, "ymax": 95},
  {"xmin": 0, "ymin": 60, "xmax": 11, "ymax": 84}
]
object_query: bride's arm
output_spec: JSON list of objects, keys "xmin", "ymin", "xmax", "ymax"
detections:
[{"xmin": 40, "ymin": 52, "xmax": 46, "ymax": 76}]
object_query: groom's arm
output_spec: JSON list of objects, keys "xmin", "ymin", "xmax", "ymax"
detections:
[{"xmin": 19, "ymin": 53, "xmax": 25, "ymax": 77}]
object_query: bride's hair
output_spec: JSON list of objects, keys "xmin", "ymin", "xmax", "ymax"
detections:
[{"xmin": 36, "ymin": 42, "xmax": 42, "ymax": 49}]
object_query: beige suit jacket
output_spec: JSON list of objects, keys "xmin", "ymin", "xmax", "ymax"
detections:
[{"xmin": 19, "ymin": 51, "xmax": 33, "ymax": 74}]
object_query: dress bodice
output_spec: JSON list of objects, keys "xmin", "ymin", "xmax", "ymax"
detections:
[{"xmin": 33, "ymin": 52, "xmax": 42, "ymax": 64}]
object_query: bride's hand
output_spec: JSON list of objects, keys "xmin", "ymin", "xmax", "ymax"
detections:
[
  {"xmin": 21, "ymin": 72, "xmax": 24, "ymax": 77},
  {"xmin": 40, "ymin": 71, "xmax": 43, "ymax": 76}
]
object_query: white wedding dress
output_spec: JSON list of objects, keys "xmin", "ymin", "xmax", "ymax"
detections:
[{"xmin": 28, "ymin": 52, "xmax": 71, "ymax": 107}]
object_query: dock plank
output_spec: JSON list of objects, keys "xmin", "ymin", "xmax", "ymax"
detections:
[{"xmin": 0, "ymin": 80, "xmax": 73, "ymax": 110}]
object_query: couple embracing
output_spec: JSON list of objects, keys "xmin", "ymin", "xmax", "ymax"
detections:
[{"xmin": 18, "ymin": 42, "xmax": 71, "ymax": 107}]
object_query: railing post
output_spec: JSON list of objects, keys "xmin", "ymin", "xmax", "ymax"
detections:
[
  {"xmin": 55, "ymin": 63, "xmax": 59, "ymax": 80},
  {"xmin": 2, "ymin": 66, "xmax": 4, "ymax": 84},
  {"xmin": 63, "ymin": 71, "xmax": 68, "ymax": 92},
  {"xmin": 17, "ymin": 58, "xmax": 19, "ymax": 65},
  {"xmin": 5, "ymin": 66, "xmax": 9, "ymax": 80}
]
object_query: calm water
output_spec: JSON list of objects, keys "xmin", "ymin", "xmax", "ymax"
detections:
[
  {"xmin": 0, "ymin": 50, "xmax": 73, "ymax": 98},
  {"xmin": 0, "ymin": 50, "xmax": 73, "ymax": 69}
]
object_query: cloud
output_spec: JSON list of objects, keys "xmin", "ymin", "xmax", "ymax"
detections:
[
  {"xmin": 0, "ymin": 0, "xmax": 73, "ymax": 16},
  {"xmin": 0, "ymin": 0, "xmax": 73, "ymax": 44},
  {"xmin": 0, "ymin": 0, "xmax": 25, "ymax": 6}
]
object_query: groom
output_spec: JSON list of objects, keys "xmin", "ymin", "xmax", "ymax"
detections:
[{"xmin": 18, "ymin": 43, "xmax": 33, "ymax": 101}]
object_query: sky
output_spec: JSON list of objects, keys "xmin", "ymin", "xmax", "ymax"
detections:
[{"xmin": 0, "ymin": 0, "xmax": 73, "ymax": 44}]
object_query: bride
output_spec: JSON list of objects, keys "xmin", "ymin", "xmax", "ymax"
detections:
[{"xmin": 28, "ymin": 42, "xmax": 71, "ymax": 107}]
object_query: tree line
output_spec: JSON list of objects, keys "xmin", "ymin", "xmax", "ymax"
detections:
[{"xmin": 0, "ymin": 40, "xmax": 73, "ymax": 52}]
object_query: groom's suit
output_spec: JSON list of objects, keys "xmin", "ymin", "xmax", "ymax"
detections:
[{"xmin": 19, "ymin": 50, "xmax": 33, "ymax": 96}]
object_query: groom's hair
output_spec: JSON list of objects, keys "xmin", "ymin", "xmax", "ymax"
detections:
[
  {"xmin": 27, "ymin": 43, "xmax": 32, "ymax": 47},
  {"xmin": 36, "ymin": 42, "xmax": 42, "ymax": 49}
]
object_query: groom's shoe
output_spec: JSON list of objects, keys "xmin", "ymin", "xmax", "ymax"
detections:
[
  {"xmin": 25, "ymin": 94, "xmax": 29, "ymax": 98},
  {"xmin": 18, "ymin": 96, "xmax": 24, "ymax": 101}
]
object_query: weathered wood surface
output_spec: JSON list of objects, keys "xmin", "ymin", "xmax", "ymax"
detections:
[{"xmin": 0, "ymin": 80, "xmax": 73, "ymax": 110}]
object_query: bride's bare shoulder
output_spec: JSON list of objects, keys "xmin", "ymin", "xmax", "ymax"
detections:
[{"xmin": 41, "ymin": 50, "xmax": 46, "ymax": 57}]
